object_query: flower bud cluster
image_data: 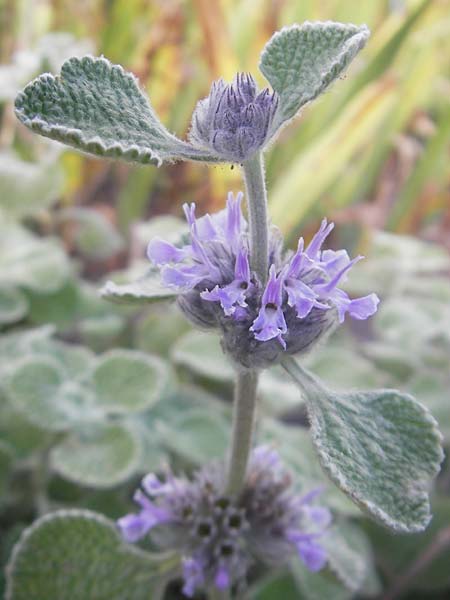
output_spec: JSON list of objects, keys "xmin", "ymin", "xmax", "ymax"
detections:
[
  {"xmin": 189, "ymin": 73, "xmax": 279, "ymax": 163},
  {"xmin": 118, "ymin": 446, "xmax": 331, "ymax": 597},
  {"xmin": 147, "ymin": 192, "xmax": 379, "ymax": 368}
]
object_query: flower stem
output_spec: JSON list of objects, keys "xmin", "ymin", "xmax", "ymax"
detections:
[
  {"xmin": 242, "ymin": 152, "xmax": 269, "ymax": 286},
  {"xmin": 225, "ymin": 369, "xmax": 258, "ymax": 496},
  {"xmin": 224, "ymin": 153, "xmax": 269, "ymax": 497}
]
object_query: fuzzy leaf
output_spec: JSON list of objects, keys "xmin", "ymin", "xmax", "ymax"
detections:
[
  {"xmin": 5, "ymin": 357, "xmax": 97, "ymax": 431},
  {"xmin": 171, "ymin": 330, "xmax": 234, "ymax": 382},
  {"xmin": 283, "ymin": 358, "xmax": 443, "ymax": 532},
  {"xmin": 5, "ymin": 510, "xmax": 173, "ymax": 600},
  {"xmin": 50, "ymin": 423, "xmax": 142, "ymax": 488},
  {"xmin": 260, "ymin": 22, "xmax": 370, "ymax": 133},
  {"xmin": 92, "ymin": 350, "xmax": 171, "ymax": 414},
  {"xmin": 15, "ymin": 55, "xmax": 218, "ymax": 165},
  {"xmin": 100, "ymin": 271, "xmax": 178, "ymax": 305},
  {"xmin": 0, "ymin": 287, "xmax": 29, "ymax": 325}
]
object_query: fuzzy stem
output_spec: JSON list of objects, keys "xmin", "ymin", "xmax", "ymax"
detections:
[
  {"xmin": 242, "ymin": 152, "xmax": 269, "ymax": 285},
  {"xmin": 225, "ymin": 370, "xmax": 258, "ymax": 496}
]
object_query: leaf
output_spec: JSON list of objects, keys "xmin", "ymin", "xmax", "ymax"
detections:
[
  {"xmin": 259, "ymin": 21, "xmax": 370, "ymax": 134},
  {"xmin": 15, "ymin": 55, "xmax": 218, "ymax": 166},
  {"xmin": 323, "ymin": 520, "xmax": 380, "ymax": 594},
  {"xmin": 92, "ymin": 350, "xmax": 171, "ymax": 414},
  {"xmin": 5, "ymin": 509, "xmax": 174, "ymax": 600},
  {"xmin": 100, "ymin": 271, "xmax": 178, "ymax": 305},
  {"xmin": 249, "ymin": 572, "xmax": 301, "ymax": 600},
  {"xmin": 156, "ymin": 409, "xmax": 229, "ymax": 465},
  {"xmin": 0, "ymin": 150, "xmax": 64, "ymax": 218},
  {"xmin": 0, "ymin": 287, "xmax": 29, "ymax": 325},
  {"xmin": 283, "ymin": 358, "xmax": 443, "ymax": 532},
  {"xmin": 58, "ymin": 208, "xmax": 124, "ymax": 260},
  {"xmin": 0, "ymin": 224, "xmax": 70, "ymax": 294},
  {"xmin": 171, "ymin": 330, "xmax": 235, "ymax": 382},
  {"xmin": 5, "ymin": 357, "xmax": 98, "ymax": 432},
  {"xmin": 50, "ymin": 423, "xmax": 142, "ymax": 488},
  {"xmin": 290, "ymin": 558, "xmax": 351, "ymax": 600}
]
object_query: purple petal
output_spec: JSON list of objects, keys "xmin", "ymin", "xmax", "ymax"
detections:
[
  {"xmin": 161, "ymin": 264, "xmax": 207, "ymax": 290},
  {"xmin": 182, "ymin": 557, "xmax": 205, "ymax": 598},
  {"xmin": 117, "ymin": 513, "xmax": 155, "ymax": 543},
  {"xmin": 183, "ymin": 202, "xmax": 196, "ymax": 227},
  {"xmin": 297, "ymin": 539, "xmax": 327, "ymax": 572},
  {"xmin": 305, "ymin": 219, "xmax": 334, "ymax": 259},
  {"xmin": 348, "ymin": 293, "xmax": 379, "ymax": 320},
  {"xmin": 215, "ymin": 565, "xmax": 231, "ymax": 590},
  {"xmin": 284, "ymin": 278, "xmax": 319, "ymax": 319},
  {"xmin": 147, "ymin": 238, "xmax": 187, "ymax": 265},
  {"xmin": 226, "ymin": 191, "xmax": 245, "ymax": 248},
  {"xmin": 234, "ymin": 247, "xmax": 250, "ymax": 282}
]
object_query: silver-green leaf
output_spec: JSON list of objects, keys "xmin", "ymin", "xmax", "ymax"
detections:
[
  {"xmin": 100, "ymin": 270, "xmax": 178, "ymax": 305},
  {"xmin": 6, "ymin": 510, "xmax": 175, "ymax": 600},
  {"xmin": 283, "ymin": 358, "xmax": 443, "ymax": 532},
  {"xmin": 15, "ymin": 55, "xmax": 219, "ymax": 166},
  {"xmin": 260, "ymin": 22, "xmax": 370, "ymax": 134}
]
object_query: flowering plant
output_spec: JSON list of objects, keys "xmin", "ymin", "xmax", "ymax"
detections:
[{"xmin": 6, "ymin": 18, "xmax": 443, "ymax": 600}]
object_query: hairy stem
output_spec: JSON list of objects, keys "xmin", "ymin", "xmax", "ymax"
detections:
[
  {"xmin": 225, "ymin": 370, "xmax": 258, "ymax": 496},
  {"xmin": 242, "ymin": 152, "xmax": 269, "ymax": 285}
]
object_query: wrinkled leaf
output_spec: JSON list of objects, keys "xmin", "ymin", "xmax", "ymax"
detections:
[
  {"xmin": 260, "ymin": 21, "xmax": 369, "ymax": 134},
  {"xmin": 6, "ymin": 510, "xmax": 173, "ymax": 600},
  {"xmin": 283, "ymin": 358, "xmax": 443, "ymax": 532},
  {"xmin": 15, "ymin": 56, "xmax": 218, "ymax": 165}
]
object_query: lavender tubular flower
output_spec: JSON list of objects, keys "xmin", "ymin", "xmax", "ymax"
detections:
[
  {"xmin": 118, "ymin": 446, "xmax": 331, "ymax": 597},
  {"xmin": 147, "ymin": 193, "xmax": 379, "ymax": 369},
  {"xmin": 189, "ymin": 74, "xmax": 279, "ymax": 163}
]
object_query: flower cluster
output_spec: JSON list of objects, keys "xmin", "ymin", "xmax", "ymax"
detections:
[
  {"xmin": 189, "ymin": 73, "xmax": 279, "ymax": 163},
  {"xmin": 118, "ymin": 446, "xmax": 331, "ymax": 597},
  {"xmin": 148, "ymin": 192, "xmax": 379, "ymax": 368}
]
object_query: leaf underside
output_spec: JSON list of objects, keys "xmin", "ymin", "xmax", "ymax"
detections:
[{"xmin": 15, "ymin": 55, "xmax": 218, "ymax": 165}]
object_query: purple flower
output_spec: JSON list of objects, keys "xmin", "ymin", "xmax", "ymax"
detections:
[
  {"xmin": 147, "ymin": 193, "xmax": 379, "ymax": 368},
  {"xmin": 189, "ymin": 73, "xmax": 279, "ymax": 162},
  {"xmin": 118, "ymin": 446, "xmax": 331, "ymax": 597}
]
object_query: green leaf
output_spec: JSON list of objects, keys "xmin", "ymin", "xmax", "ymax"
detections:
[
  {"xmin": 156, "ymin": 409, "xmax": 229, "ymax": 466},
  {"xmin": 5, "ymin": 510, "xmax": 174, "ymax": 600},
  {"xmin": 290, "ymin": 559, "xmax": 351, "ymax": 600},
  {"xmin": 50, "ymin": 423, "xmax": 142, "ymax": 487},
  {"xmin": 0, "ymin": 150, "xmax": 64, "ymax": 218},
  {"xmin": 58, "ymin": 208, "xmax": 124, "ymax": 260},
  {"xmin": 409, "ymin": 373, "xmax": 450, "ymax": 443},
  {"xmin": 283, "ymin": 358, "xmax": 443, "ymax": 532},
  {"xmin": 171, "ymin": 330, "xmax": 235, "ymax": 382},
  {"xmin": 0, "ymin": 287, "xmax": 29, "ymax": 325},
  {"xmin": 92, "ymin": 350, "xmax": 171, "ymax": 414},
  {"xmin": 5, "ymin": 357, "xmax": 97, "ymax": 431},
  {"xmin": 101, "ymin": 270, "xmax": 178, "ymax": 305},
  {"xmin": 323, "ymin": 520, "xmax": 380, "ymax": 594},
  {"xmin": 15, "ymin": 55, "xmax": 218, "ymax": 166},
  {"xmin": 249, "ymin": 572, "xmax": 301, "ymax": 600},
  {"xmin": 259, "ymin": 22, "xmax": 370, "ymax": 133},
  {"xmin": 0, "ymin": 224, "xmax": 70, "ymax": 294}
]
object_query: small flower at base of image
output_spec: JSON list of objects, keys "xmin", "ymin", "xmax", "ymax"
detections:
[
  {"xmin": 147, "ymin": 192, "xmax": 379, "ymax": 368},
  {"xmin": 117, "ymin": 446, "xmax": 331, "ymax": 598},
  {"xmin": 189, "ymin": 73, "xmax": 279, "ymax": 163}
]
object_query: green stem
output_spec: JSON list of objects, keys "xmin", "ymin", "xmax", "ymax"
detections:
[
  {"xmin": 242, "ymin": 152, "xmax": 269, "ymax": 285},
  {"xmin": 224, "ymin": 152, "xmax": 269, "ymax": 497},
  {"xmin": 226, "ymin": 370, "xmax": 258, "ymax": 496}
]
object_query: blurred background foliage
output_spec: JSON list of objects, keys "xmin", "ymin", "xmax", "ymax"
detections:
[{"xmin": 1, "ymin": 1, "xmax": 450, "ymax": 599}]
